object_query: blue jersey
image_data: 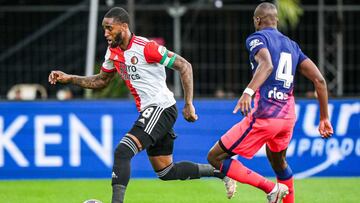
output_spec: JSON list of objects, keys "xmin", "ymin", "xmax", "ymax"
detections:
[{"xmin": 245, "ymin": 27, "xmax": 308, "ymax": 119}]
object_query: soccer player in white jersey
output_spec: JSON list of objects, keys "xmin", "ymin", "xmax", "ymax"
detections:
[{"xmin": 48, "ymin": 7, "xmax": 236, "ymax": 203}]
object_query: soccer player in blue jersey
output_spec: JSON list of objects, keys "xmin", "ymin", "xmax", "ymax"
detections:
[{"xmin": 207, "ymin": 2, "xmax": 334, "ymax": 203}]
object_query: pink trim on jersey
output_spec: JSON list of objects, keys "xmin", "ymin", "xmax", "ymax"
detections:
[
  {"xmin": 251, "ymin": 90, "xmax": 296, "ymax": 119},
  {"xmin": 251, "ymin": 91, "xmax": 261, "ymax": 115},
  {"xmin": 276, "ymin": 95, "xmax": 296, "ymax": 119}
]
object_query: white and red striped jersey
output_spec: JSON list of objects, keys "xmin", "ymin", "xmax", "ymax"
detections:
[{"xmin": 101, "ymin": 35, "xmax": 177, "ymax": 112}]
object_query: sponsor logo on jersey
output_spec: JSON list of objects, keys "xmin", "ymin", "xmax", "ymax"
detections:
[
  {"xmin": 268, "ymin": 87, "xmax": 288, "ymax": 100},
  {"xmin": 158, "ymin": 46, "xmax": 166, "ymax": 56},
  {"xmin": 118, "ymin": 62, "xmax": 141, "ymax": 81},
  {"xmin": 131, "ymin": 56, "xmax": 138, "ymax": 65},
  {"xmin": 249, "ymin": 39, "xmax": 264, "ymax": 51}
]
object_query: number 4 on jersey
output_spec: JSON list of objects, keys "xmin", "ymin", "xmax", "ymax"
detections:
[{"xmin": 276, "ymin": 52, "xmax": 294, "ymax": 89}]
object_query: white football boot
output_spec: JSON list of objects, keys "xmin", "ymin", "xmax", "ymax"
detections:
[
  {"xmin": 222, "ymin": 176, "xmax": 237, "ymax": 199},
  {"xmin": 267, "ymin": 183, "xmax": 289, "ymax": 203}
]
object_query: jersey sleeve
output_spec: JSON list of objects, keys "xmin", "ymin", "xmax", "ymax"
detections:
[
  {"xmin": 246, "ymin": 33, "xmax": 267, "ymax": 59},
  {"xmin": 296, "ymin": 44, "xmax": 308, "ymax": 65},
  {"xmin": 101, "ymin": 47, "xmax": 116, "ymax": 73},
  {"xmin": 143, "ymin": 41, "xmax": 177, "ymax": 68}
]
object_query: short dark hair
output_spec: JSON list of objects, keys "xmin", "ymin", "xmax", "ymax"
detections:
[{"xmin": 104, "ymin": 7, "xmax": 130, "ymax": 24}]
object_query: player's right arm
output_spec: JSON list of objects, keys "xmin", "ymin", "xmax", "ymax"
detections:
[
  {"xmin": 233, "ymin": 34, "xmax": 273, "ymax": 116},
  {"xmin": 48, "ymin": 70, "xmax": 116, "ymax": 89},
  {"xmin": 299, "ymin": 58, "xmax": 333, "ymax": 138},
  {"xmin": 233, "ymin": 48, "xmax": 273, "ymax": 116}
]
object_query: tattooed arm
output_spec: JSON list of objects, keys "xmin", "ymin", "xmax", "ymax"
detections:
[
  {"xmin": 48, "ymin": 70, "xmax": 116, "ymax": 89},
  {"xmin": 170, "ymin": 53, "xmax": 198, "ymax": 122}
]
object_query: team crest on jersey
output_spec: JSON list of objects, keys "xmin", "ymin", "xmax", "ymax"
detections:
[
  {"xmin": 158, "ymin": 46, "xmax": 166, "ymax": 56},
  {"xmin": 249, "ymin": 39, "xmax": 264, "ymax": 51},
  {"xmin": 131, "ymin": 56, "xmax": 138, "ymax": 65}
]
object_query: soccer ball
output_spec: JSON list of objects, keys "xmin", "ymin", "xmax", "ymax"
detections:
[{"xmin": 83, "ymin": 199, "xmax": 103, "ymax": 203}]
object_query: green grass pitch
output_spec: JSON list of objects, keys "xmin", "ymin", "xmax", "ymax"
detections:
[{"xmin": 0, "ymin": 178, "xmax": 359, "ymax": 203}]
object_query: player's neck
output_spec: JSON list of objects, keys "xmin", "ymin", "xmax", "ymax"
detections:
[
  {"xmin": 119, "ymin": 31, "xmax": 133, "ymax": 51},
  {"xmin": 258, "ymin": 25, "xmax": 277, "ymax": 31}
]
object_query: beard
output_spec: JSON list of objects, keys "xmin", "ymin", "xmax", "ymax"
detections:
[{"xmin": 110, "ymin": 32, "xmax": 123, "ymax": 48}]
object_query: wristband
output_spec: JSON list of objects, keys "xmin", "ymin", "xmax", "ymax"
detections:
[{"xmin": 243, "ymin": 87, "xmax": 255, "ymax": 96}]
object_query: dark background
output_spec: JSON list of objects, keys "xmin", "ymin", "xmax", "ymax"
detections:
[{"xmin": 0, "ymin": 0, "xmax": 358, "ymax": 99}]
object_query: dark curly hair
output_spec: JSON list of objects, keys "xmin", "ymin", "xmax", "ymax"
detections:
[{"xmin": 104, "ymin": 7, "xmax": 130, "ymax": 25}]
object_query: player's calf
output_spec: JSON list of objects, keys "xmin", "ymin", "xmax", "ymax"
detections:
[
  {"xmin": 111, "ymin": 136, "xmax": 140, "ymax": 203},
  {"xmin": 156, "ymin": 161, "xmax": 225, "ymax": 181},
  {"xmin": 156, "ymin": 162, "xmax": 202, "ymax": 180}
]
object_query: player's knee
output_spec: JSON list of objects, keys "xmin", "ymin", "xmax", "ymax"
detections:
[
  {"xmin": 207, "ymin": 150, "xmax": 220, "ymax": 169},
  {"xmin": 114, "ymin": 136, "xmax": 139, "ymax": 159}
]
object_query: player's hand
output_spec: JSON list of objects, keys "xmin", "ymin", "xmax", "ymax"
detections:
[
  {"xmin": 48, "ymin": 70, "xmax": 72, "ymax": 85},
  {"xmin": 233, "ymin": 94, "xmax": 252, "ymax": 116},
  {"xmin": 318, "ymin": 118, "xmax": 333, "ymax": 139},
  {"xmin": 182, "ymin": 103, "xmax": 198, "ymax": 122}
]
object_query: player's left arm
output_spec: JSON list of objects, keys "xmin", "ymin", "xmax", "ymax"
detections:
[
  {"xmin": 171, "ymin": 54, "xmax": 198, "ymax": 122},
  {"xmin": 233, "ymin": 48, "xmax": 273, "ymax": 116},
  {"xmin": 143, "ymin": 41, "xmax": 197, "ymax": 122},
  {"xmin": 299, "ymin": 58, "xmax": 333, "ymax": 138}
]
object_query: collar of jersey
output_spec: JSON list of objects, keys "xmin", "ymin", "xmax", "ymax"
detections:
[
  {"xmin": 126, "ymin": 33, "xmax": 136, "ymax": 50},
  {"xmin": 262, "ymin": 27, "xmax": 277, "ymax": 31}
]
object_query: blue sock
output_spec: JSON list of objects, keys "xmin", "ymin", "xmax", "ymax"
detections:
[{"xmin": 275, "ymin": 165, "xmax": 293, "ymax": 181}]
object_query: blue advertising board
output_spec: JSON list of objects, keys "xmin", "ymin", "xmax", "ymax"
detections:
[{"xmin": 0, "ymin": 99, "xmax": 359, "ymax": 179}]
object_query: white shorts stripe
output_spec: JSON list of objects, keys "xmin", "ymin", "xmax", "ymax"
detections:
[
  {"xmin": 144, "ymin": 107, "xmax": 162, "ymax": 133},
  {"xmin": 145, "ymin": 107, "xmax": 165, "ymax": 134},
  {"xmin": 146, "ymin": 108, "xmax": 164, "ymax": 134},
  {"xmin": 144, "ymin": 107, "xmax": 160, "ymax": 133}
]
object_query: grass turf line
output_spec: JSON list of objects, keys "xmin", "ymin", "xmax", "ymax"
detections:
[{"xmin": 0, "ymin": 178, "xmax": 358, "ymax": 203}]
